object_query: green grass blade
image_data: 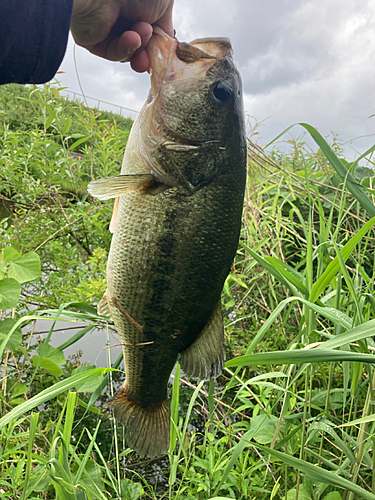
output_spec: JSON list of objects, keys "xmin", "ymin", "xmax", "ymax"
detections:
[
  {"xmin": 57, "ymin": 325, "xmax": 94, "ymax": 351},
  {"xmin": 334, "ymin": 241, "xmax": 363, "ymax": 324},
  {"xmin": 316, "ymin": 319, "xmax": 375, "ymax": 349},
  {"xmin": 308, "ymin": 421, "xmax": 356, "ymax": 465},
  {"xmin": 299, "ymin": 123, "xmax": 375, "ymax": 218},
  {"xmin": 258, "ymin": 445, "xmax": 375, "ymax": 500},
  {"xmin": 181, "ymin": 380, "xmax": 205, "ymax": 443},
  {"xmin": 339, "ymin": 413, "xmax": 375, "ymax": 428},
  {"xmin": 0, "ymin": 368, "xmax": 110, "ymax": 429},
  {"xmin": 177, "ymin": 380, "xmax": 205, "ymax": 461},
  {"xmin": 245, "ymin": 296, "xmax": 351, "ymax": 356},
  {"xmin": 0, "ymin": 314, "xmax": 76, "ymax": 361},
  {"xmin": 208, "ymin": 379, "xmax": 215, "ymax": 428},
  {"xmin": 214, "ymin": 419, "xmax": 267, "ymax": 495},
  {"xmin": 350, "ymin": 143, "xmax": 375, "ymax": 167},
  {"xmin": 169, "ymin": 363, "xmax": 180, "ymax": 453},
  {"xmin": 21, "ymin": 412, "xmax": 39, "ymax": 500},
  {"xmin": 86, "ymin": 352, "xmax": 123, "ymax": 411},
  {"xmin": 59, "ymin": 392, "xmax": 77, "ymax": 481},
  {"xmin": 74, "ymin": 422, "xmax": 101, "ymax": 484},
  {"xmin": 309, "ymin": 216, "xmax": 375, "ymax": 303},
  {"xmin": 240, "ymin": 243, "xmax": 305, "ymax": 296},
  {"xmin": 226, "ymin": 349, "xmax": 375, "ymax": 368}
]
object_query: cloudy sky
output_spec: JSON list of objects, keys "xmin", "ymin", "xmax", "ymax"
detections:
[{"xmin": 58, "ymin": 0, "xmax": 375, "ymax": 159}]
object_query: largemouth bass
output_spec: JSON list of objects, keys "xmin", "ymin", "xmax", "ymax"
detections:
[{"xmin": 88, "ymin": 27, "xmax": 246, "ymax": 458}]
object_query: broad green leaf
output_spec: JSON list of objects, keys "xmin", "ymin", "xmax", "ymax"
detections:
[
  {"xmin": 45, "ymin": 107, "xmax": 55, "ymax": 129},
  {"xmin": 0, "ymin": 368, "xmax": 110, "ymax": 429},
  {"xmin": 32, "ymin": 356, "xmax": 63, "ymax": 376},
  {"xmin": 323, "ymin": 492, "xmax": 343, "ymax": 500},
  {"xmin": 250, "ymin": 415, "xmax": 279, "ymax": 444},
  {"xmin": 120, "ymin": 478, "xmax": 144, "ymax": 500},
  {"xmin": 287, "ymin": 485, "xmax": 311, "ymax": 500},
  {"xmin": 8, "ymin": 251, "xmax": 41, "ymax": 283},
  {"xmin": 62, "ymin": 116, "xmax": 72, "ymax": 136},
  {"xmin": 0, "ymin": 278, "xmax": 21, "ymax": 309},
  {"xmin": 68, "ymin": 302, "xmax": 99, "ymax": 316},
  {"xmin": 3, "ymin": 247, "xmax": 22, "ymax": 262},
  {"xmin": 69, "ymin": 135, "xmax": 90, "ymax": 150},
  {"xmin": 38, "ymin": 343, "xmax": 66, "ymax": 365},
  {"xmin": 0, "ymin": 261, "xmax": 6, "ymax": 279},
  {"xmin": 81, "ymin": 459, "xmax": 105, "ymax": 494},
  {"xmin": 226, "ymin": 349, "xmax": 375, "ymax": 368},
  {"xmin": 10, "ymin": 381, "xmax": 28, "ymax": 398},
  {"xmin": 0, "ymin": 318, "xmax": 22, "ymax": 350}
]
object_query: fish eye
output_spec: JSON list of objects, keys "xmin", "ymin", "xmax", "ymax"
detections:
[{"xmin": 212, "ymin": 81, "xmax": 232, "ymax": 102}]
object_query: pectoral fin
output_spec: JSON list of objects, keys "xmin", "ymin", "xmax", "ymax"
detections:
[
  {"xmin": 87, "ymin": 174, "xmax": 154, "ymax": 200},
  {"xmin": 98, "ymin": 289, "xmax": 112, "ymax": 319},
  {"xmin": 179, "ymin": 301, "xmax": 225, "ymax": 381}
]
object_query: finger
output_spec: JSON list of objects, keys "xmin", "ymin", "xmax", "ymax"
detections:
[
  {"xmin": 130, "ymin": 50, "xmax": 151, "ymax": 73},
  {"xmin": 131, "ymin": 22, "xmax": 153, "ymax": 41},
  {"xmin": 120, "ymin": 22, "xmax": 152, "ymax": 61},
  {"xmin": 120, "ymin": 23, "xmax": 152, "ymax": 69},
  {"xmin": 88, "ymin": 30, "xmax": 140, "ymax": 61},
  {"xmin": 89, "ymin": 22, "xmax": 152, "ymax": 62},
  {"xmin": 154, "ymin": 1, "xmax": 174, "ymax": 37}
]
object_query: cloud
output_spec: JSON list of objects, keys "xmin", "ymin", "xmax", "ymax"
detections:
[{"xmin": 56, "ymin": 0, "xmax": 375, "ymax": 153}]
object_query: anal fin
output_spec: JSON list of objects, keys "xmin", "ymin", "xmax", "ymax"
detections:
[
  {"xmin": 87, "ymin": 174, "xmax": 154, "ymax": 200},
  {"xmin": 179, "ymin": 300, "xmax": 225, "ymax": 381}
]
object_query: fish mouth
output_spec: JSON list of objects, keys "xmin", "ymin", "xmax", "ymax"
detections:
[
  {"xmin": 145, "ymin": 27, "xmax": 233, "ymax": 151},
  {"xmin": 147, "ymin": 26, "xmax": 232, "ymax": 100}
]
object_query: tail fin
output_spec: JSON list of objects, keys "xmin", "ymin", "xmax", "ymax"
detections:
[{"xmin": 106, "ymin": 386, "xmax": 170, "ymax": 458}]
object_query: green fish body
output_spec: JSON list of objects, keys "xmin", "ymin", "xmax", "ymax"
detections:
[{"xmin": 88, "ymin": 28, "xmax": 246, "ymax": 457}]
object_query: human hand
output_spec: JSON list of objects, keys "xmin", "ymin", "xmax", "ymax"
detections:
[{"xmin": 70, "ymin": 0, "xmax": 174, "ymax": 72}]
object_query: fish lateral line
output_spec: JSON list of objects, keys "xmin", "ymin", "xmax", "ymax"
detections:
[{"xmin": 110, "ymin": 296, "xmax": 144, "ymax": 332}]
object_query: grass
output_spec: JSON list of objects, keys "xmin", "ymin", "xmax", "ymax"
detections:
[{"xmin": 1, "ymin": 83, "xmax": 375, "ymax": 498}]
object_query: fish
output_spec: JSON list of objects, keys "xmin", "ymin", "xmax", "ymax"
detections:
[{"xmin": 87, "ymin": 26, "xmax": 247, "ymax": 458}]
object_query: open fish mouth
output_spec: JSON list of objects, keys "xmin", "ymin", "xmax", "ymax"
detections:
[
  {"xmin": 144, "ymin": 26, "xmax": 234, "ymax": 155},
  {"xmin": 147, "ymin": 26, "xmax": 232, "ymax": 100}
]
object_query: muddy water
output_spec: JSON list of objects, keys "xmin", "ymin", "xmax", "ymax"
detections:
[{"xmin": 25, "ymin": 318, "xmax": 123, "ymax": 367}]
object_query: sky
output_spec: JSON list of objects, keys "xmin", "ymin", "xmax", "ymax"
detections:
[{"xmin": 58, "ymin": 0, "xmax": 375, "ymax": 159}]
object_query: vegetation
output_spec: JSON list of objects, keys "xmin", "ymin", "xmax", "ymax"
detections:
[{"xmin": 1, "ymin": 83, "xmax": 375, "ymax": 499}]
